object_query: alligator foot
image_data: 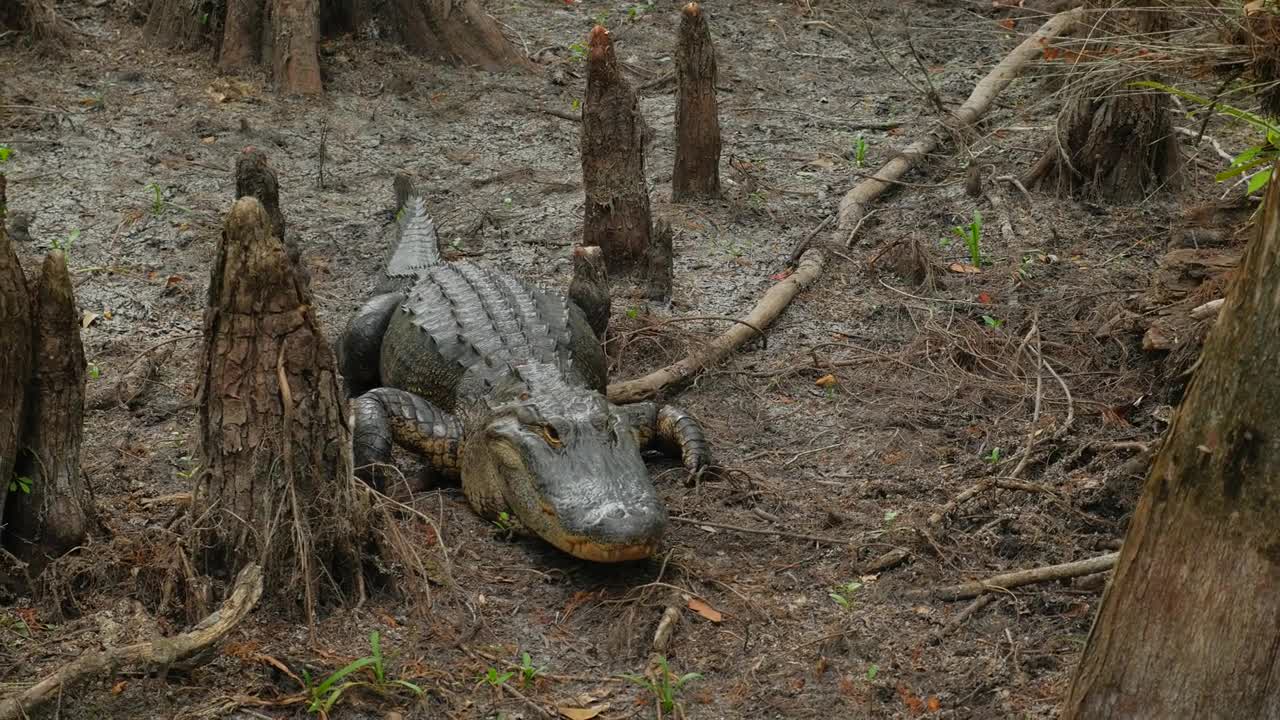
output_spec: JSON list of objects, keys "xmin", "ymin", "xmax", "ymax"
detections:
[
  {"xmin": 617, "ymin": 401, "xmax": 712, "ymax": 474},
  {"xmin": 353, "ymin": 387, "xmax": 463, "ymax": 492}
]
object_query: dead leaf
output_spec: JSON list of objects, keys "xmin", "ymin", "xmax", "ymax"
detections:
[
  {"xmin": 997, "ymin": 18, "xmax": 1016, "ymax": 30},
  {"xmin": 111, "ymin": 680, "xmax": 128, "ymax": 695},
  {"xmin": 1246, "ymin": 0, "xmax": 1266, "ymax": 15},
  {"xmin": 558, "ymin": 704, "xmax": 609, "ymax": 720},
  {"xmin": 805, "ymin": 157, "xmax": 836, "ymax": 171},
  {"xmin": 976, "ymin": 291, "xmax": 992, "ymax": 304},
  {"xmin": 815, "ymin": 374, "xmax": 837, "ymax": 388},
  {"xmin": 927, "ymin": 696, "xmax": 942, "ymax": 712},
  {"xmin": 947, "ymin": 262, "xmax": 981, "ymax": 274},
  {"xmin": 81, "ymin": 311, "xmax": 99, "ymax": 328},
  {"xmin": 687, "ymin": 598, "xmax": 723, "ymax": 623}
]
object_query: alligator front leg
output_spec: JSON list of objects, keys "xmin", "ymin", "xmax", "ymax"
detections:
[
  {"xmin": 617, "ymin": 402, "xmax": 712, "ymax": 473},
  {"xmin": 353, "ymin": 387, "xmax": 463, "ymax": 492}
]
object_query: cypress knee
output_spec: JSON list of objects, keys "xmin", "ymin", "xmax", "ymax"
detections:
[
  {"xmin": 672, "ymin": 2, "xmax": 721, "ymax": 201},
  {"xmin": 192, "ymin": 190, "xmax": 363, "ymax": 614},
  {"xmin": 569, "ymin": 245, "xmax": 611, "ymax": 340},
  {"xmin": 0, "ymin": 175, "xmax": 31, "ymax": 536},
  {"xmin": 646, "ymin": 219, "xmax": 674, "ymax": 301},
  {"xmin": 4, "ymin": 251, "xmax": 92, "ymax": 573},
  {"xmin": 581, "ymin": 25, "xmax": 653, "ymax": 274}
]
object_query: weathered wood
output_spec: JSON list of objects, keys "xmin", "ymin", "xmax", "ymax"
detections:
[
  {"xmin": 568, "ymin": 245, "xmax": 610, "ymax": 340},
  {"xmin": 1061, "ymin": 162, "xmax": 1280, "ymax": 717},
  {"xmin": 219, "ymin": 0, "xmax": 263, "ymax": 72},
  {"xmin": 0, "ymin": 175, "xmax": 31, "ymax": 534},
  {"xmin": 581, "ymin": 25, "xmax": 652, "ymax": 274},
  {"xmin": 4, "ymin": 251, "xmax": 91, "ymax": 572},
  {"xmin": 646, "ymin": 219, "xmax": 673, "ymax": 301},
  {"xmin": 672, "ymin": 3, "xmax": 721, "ymax": 202},
  {"xmin": 1023, "ymin": 1, "xmax": 1181, "ymax": 201},
  {"xmin": 192, "ymin": 194, "xmax": 363, "ymax": 615}
]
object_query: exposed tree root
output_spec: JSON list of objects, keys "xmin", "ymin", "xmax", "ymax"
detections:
[
  {"xmin": 0, "ymin": 563, "xmax": 264, "ymax": 720},
  {"xmin": 910, "ymin": 553, "xmax": 1118, "ymax": 602}
]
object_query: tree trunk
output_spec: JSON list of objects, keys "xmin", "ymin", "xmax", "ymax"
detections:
[
  {"xmin": 1023, "ymin": 1, "xmax": 1181, "ymax": 202},
  {"xmin": 1060, "ymin": 162, "xmax": 1280, "ymax": 718},
  {"xmin": 581, "ymin": 26, "xmax": 652, "ymax": 275},
  {"xmin": 148, "ymin": 0, "xmax": 529, "ymax": 94},
  {"xmin": 4, "ymin": 252, "xmax": 91, "ymax": 574},
  {"xmin": 191, "ymin": 190, "xmax": 363, "ymax": 616},
  {"xmin": 0, "ymin": 175, "xmax": 31, "ymax": 537},
  {"xmin": 646, "ymin": 219, "xmax": 673, "ymax": 301},
  {"xmin": 568, "ymin": 244, "xmax": 610, "ymax": 340},
  {"xmin": 672, "ymin": 2, "xmax": 721, "ymax": 202}
]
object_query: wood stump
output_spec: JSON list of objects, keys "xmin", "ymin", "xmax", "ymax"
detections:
[
  {"xmin": 672, "ymin": 3, "xmax": 721, "ymax": 202},
  {"xmin": 1060, "ymin": 159, "xmax": 1280, "ymax": 718},
  {"xmin": 191, "ymin": 187, "xmax": 364, "ymax": 614},
  {"xmin": 3, "ymin": 251, "xmax": 92, "ymax": 574},
  {"xmin": 581, "ymin": 25, "xmax": 653, "ymax": 275},
  {"xmin": 0, "ymin": 175, "xmax": 31, "ymax": 543},
  {"xmin": 569, "ymin": 245, "xmax": 611, "ymax": 340},
  {"xmin": 1023, "ymin": 1, "xmax": 1181, "ymax": 202}
]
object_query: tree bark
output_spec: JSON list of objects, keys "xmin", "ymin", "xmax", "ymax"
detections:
[
  {"xmin": 646, "ymin": 219, "xmax": 673, "ymax": 301},
  {"xmin": 1060, "ymin": 162, "xmax": 1280, "ymax": 718},
  {"xmin": 581, "ymin": 25, "xmax": 652, "ymax": 275},
  {"xmin": 1023, "ymin": 1, "xmax": 1181, "ymax": 202},
  {"xmin": 270, "ymin": 0, "xmax": 323, "ymax": 95},
  {"xmin": 4, "ymin": 252, "xmax": 91, "ymax": 574},
  {"xmin": 148, "ymin": 0, "xmax": 530, "ymax": 94},
  {"xmin": 191, "ymin": 192, "xmax": 363, "ymax": 616},
  {"xmin": 672, "ymin": 2, "xmax": 721, "ymax": 202},
  {"xmin": 0, "ymin": 175, "xmax": 31, "ymax": 536}
]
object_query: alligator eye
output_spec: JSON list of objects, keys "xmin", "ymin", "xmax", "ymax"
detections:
[{"xmin": 541, "ymin": 424, "xmax": 562, "ymax": 448}]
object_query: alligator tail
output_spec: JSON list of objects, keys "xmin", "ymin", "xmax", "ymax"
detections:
[{"xmin": 384, "ymin": 173, "xmax": 441, "ymax": 284}]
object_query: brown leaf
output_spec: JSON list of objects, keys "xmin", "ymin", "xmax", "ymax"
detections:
[
  {"xmin": 815, "ymin": 374, "xmax": 838, "ymax": 388},
  {"xmin": 687, "ymin": 598, "xmax": 723, "ymax": 623},
  {"xmin": 111, "ymin": 680, "xmax": 128, "ymax": 695},
  {"xmin": 927, "ymin": 695, "xmax": 942, "ymax": 712},
  {"xmin": 947, "ymin": 262, "xmax": 980, "ymax": 274},
  {"xmin": 557, "ymin": 704, "xmax": 609, "ymax": 720}
]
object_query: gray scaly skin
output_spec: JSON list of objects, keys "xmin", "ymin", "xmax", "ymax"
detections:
[{"xmin": 339, "ymin": 177, "xmax": 711, "ymax": 563}]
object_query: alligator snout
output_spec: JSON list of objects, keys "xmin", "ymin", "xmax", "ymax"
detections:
[{"xmin": 580, "ymin": 500, "xmax": 667, "ymax": 543}]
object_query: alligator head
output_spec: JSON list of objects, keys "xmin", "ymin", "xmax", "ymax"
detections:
[{"xmin": 460, "ymin": 368, "xmax": 666, "ymax": 562}]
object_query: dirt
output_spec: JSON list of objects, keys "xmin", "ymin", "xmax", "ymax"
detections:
[{"xmin": 0, "ymin": 1, "xmax": 1253, "ymax": 718}]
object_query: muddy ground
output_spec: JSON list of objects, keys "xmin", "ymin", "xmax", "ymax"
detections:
[{"xmin": 0, "ymin": 0, "xmax": 1251, "ymax": 718}]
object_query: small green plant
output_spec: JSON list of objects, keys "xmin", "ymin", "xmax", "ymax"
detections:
[
  {"xmin": 88, "ymin": 363, "xmax": 101, "ymax": 381},
  {"xmin": 593, "ymin": 11, "xmax": 609, "ymax": 26},
  {"xmin": 145, "ymin": 183, "xmax": 165, "ymax": 216},
  {"xmin": 829, "ymin": 580, "xmax": 862, "ymax": 610},
  {"xmin": 517, "ymin": 652, "xmax": 546, "ymax": 687},
  {"xmin": 571, "ymin": 97, "xmax": 582, "ymax": 112},
  {"xmin": 304, "ymin": 631, "xmax": 422, "ymax": 715},
  {"xmin": 623, "ymin": 656, "xmax": 701, "ymax": 715},
  {"xmin": 0, "ymin": 145, "xmax": 11, "ymax": 163},
  {"xmin": 853, "ymin": 135, "xmax": 868, "ymax": 167},
  {"xmin": 866, "ymin": 663, "xmax": 879, "ymax": 681},
  {"xmin": 50, "ymin": 229, "xmax": 79, "ymax": 253},
  {"xmin": 951, "ymin": 210, "xmax": 983, "ymax": 267},
  {"xmin": 568, "ymin": 42, "xmax": 587, "ymax": 61},
  {"xmin": 625, "ymin": 306, "xmax": 640, "ymax": 319},
  {"xmin": 985, "ymin": 447, "xmax": 1002, "ymax": 464},
  {"xmin": 883, "ymin": 509, "xmax": 900, "ymax": 526},
  {"xmin": 492, "ymin": 510, "xmax": 517, "ymax": 537},
  {"xmin": 176, "ymin": 456, "xmax": 201, "ymax": 481},
  {"xmin": 8, "ymin": 475, "xmax": 32, "ymax": 494},
  {"xmin": 478, "ymin": 666, "xmax": 515, "ymax": 688},
  {"xmin": 982, "ymin": 315, "xmax": 1004, "ymax": 329},
  {"xmin": 627, "ymin": 2, "xmax": 653, "ymax": 20},
  {"xmin": 1133, "ymin": 80, "xmax": 1280, "ymax": 196}
]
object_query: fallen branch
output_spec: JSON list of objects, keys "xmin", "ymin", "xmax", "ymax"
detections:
[
  {"xmin": 0, "ymin": 563, "xmax": 264, "ymax": 720},
  {"xmin": 607, "ymin": 250, "xmax": 824, "ymax": 403},
  {"xmin": 929, "ymin": 594, "xmax": 998, "ymax": 644},
  {"xmin": 1190, "ymin": 297, "xmax": 1224, "ymax": 321},
  {"xmin": 911, "ymin": 553, "xmax": 1118, "ymax": 602},
  {"xmin": 837, "ymin": 6, "xmax": 1083, "ymax": 240}
]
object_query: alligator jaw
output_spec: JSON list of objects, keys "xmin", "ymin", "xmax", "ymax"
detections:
[{"xmin": 562, "ymin": 538, "xmax": 658, "ymax": 563}]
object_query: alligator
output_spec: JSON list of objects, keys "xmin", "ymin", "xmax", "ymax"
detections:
[{"xmin": 339, "ymin": 177, "xmax": 711, "ymax": 563}]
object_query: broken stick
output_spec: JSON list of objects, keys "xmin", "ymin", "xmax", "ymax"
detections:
[
  {"xmin": 607, "ymin": 249, "xmax": 824, "ymax": 403},
  {"xmin": 912, "ymin": 553, "xmax": 1118, "ymax": 602},
  {"xmin": 0, "ymin": 563, "xmax": 264, "ymax": 720},
  {"xmin": 836, "ymin": 6, "xmax": 1083, "ymax": 242}
]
